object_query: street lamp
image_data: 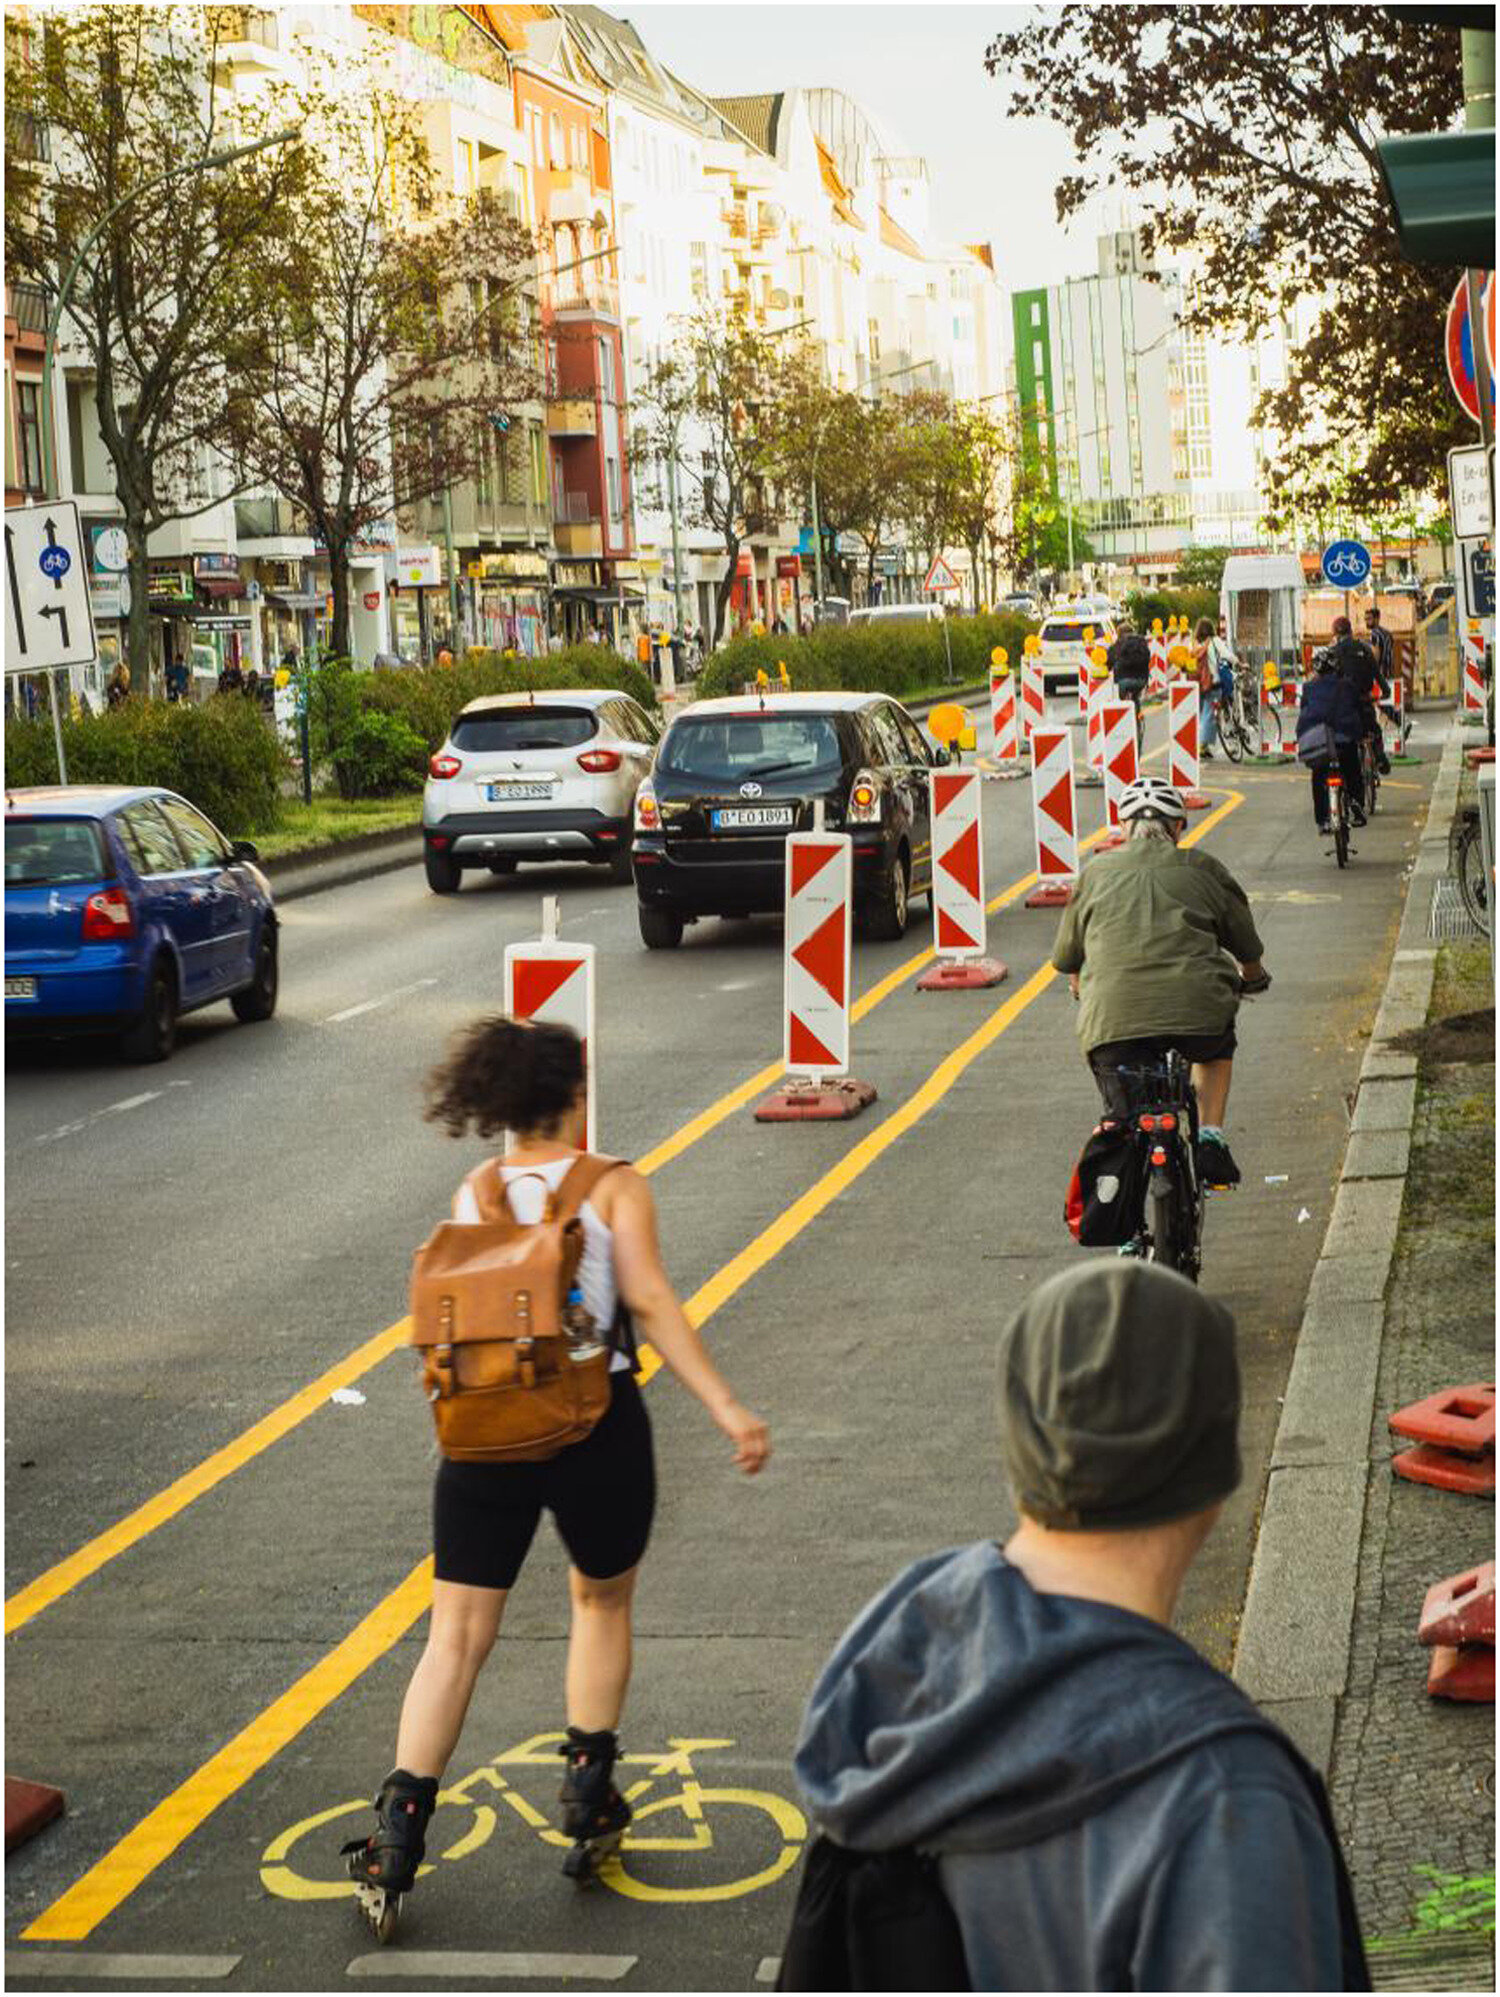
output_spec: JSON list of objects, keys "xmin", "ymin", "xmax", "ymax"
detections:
[{"xmin": 35, "ymin": 122, "xmax": 301, "ymax": 778}]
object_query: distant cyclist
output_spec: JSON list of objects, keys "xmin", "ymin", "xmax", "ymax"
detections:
[
  {"xmin": 1330, "ymin": 616, "xmax": 1390, "ymax": 775},
  {"xmin": 1363, "ymin": 606, "xmax": 1402, "ymax": 744},
  {"xmin": 1106, "ymin": 621, "xmax": 1153, "ymax": 733},
  {"xmin": 1051, "ymin": 776, "xmax": 1268, "ymax": 1191},
  {"xmin": 1298, "ymin": 649, "xmax": 1366, "ymax": 833}
]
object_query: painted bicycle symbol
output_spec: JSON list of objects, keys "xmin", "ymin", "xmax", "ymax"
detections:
[{"xmin": 261, "ymin": 1733, "xmax": 806, "ymax": 1907}]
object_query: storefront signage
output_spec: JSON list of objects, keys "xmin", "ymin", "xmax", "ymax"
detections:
[
  {"xmin": 363, "ymin": 590, "xmax": 382, "ymax": 612},
  {"xmin": 481, "ymin": 552, "xmax": 549, "ymax": 582},
  {"xmin": 90, "ymin": 574, "xmax": 130, "ymax": 620},
  {"xmin": 90, "ymin": 524, "xmax": 129, "ymax": 574},
  {"xmin": 148, "ymin": 570, "xmax": 193, "ymax": 604},
  {"xmin": 391, "ymin": 547, "xmax": 441, "ymax": 587},
  {"xmin": 193, "ymin": 553, "xmax": 241, "ymax": 578},
  {"xmin": 776, "ymin": 554, "xmax": 802, "ymax": 578},
  {"xmin": 552, "ymin": 561, "xmax": 595, "ymax": 588}
]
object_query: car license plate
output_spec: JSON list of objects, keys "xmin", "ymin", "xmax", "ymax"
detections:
[
  {"xmin": 712, "ymin": 806, "xmax": 794, "ymax": 830},
  {"xmin": 6, "ymin": 977, "xmax": 37, "ymax": 999},
  {"xmin": 485, "ymin": 781, "xmax": 553, "ymax": 802}
]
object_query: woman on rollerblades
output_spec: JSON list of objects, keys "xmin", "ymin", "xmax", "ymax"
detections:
[{"xmin": 343, "ymin": 1017, "xmax": 771, "ymax": 1938}]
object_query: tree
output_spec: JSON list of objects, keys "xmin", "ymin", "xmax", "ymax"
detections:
[
  {"xmin": 632, "ymin": 306, "xmax": 790, "ymax": 645},
  {"xmin": 890, "ymin": 389, "xmax": 967, "ymax": 576},
  {"xmin": 1176, "ymin": 545, "xmax": 1232, "ymax": 591},
  {"xmin": 222, "ymin": 72, "xmax": 532, "ymax": 659},
  {"xmin": 983, "ymin": 9, "xmax": 1470, "ymax": 514},
  {"xmin": 4, "ymin": 5, "xmax": 304, "ymax": 689},
  {"xmin": 949, "ymin": 401, "xmax": 1009, "ymax": 609},
  {"xmin": 772, "ymin": 363, "xmax": 901, "ymax": 604}
]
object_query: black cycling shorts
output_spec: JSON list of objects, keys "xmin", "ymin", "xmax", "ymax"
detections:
[
  {"xmin": 433, "ymin": 1370, "xmax": 656, "ymax": 1591},
  {"xmin": 1088, "ymin": 1030, "xmax": 1237, "ymax": 1119}
]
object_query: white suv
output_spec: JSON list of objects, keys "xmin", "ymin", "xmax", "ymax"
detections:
[
  {"xmin": 1036, "ymin": 609, "xmax": 1118, "ymax": 699},
  {"xmin": 422, "ymin": 689, "xmax": 660, "ymax": 894}
]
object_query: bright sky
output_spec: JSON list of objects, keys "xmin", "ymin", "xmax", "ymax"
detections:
[{"xmin": 625, "ymin": 0, "xmax": 1123, "ymax": 292}]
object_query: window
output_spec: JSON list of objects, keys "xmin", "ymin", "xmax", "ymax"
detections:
[
  {"xmin": 868, "ymin": 318, "xmax": 881, "ymax": 364},
  {"xmin": 1031, "ymin": 339, "xmax": 1045, "ymax": 377},
  {"xmin": 570, "ymin": 123, "xmax": 588, "ymax": 172},
  {"xmin": 452, "ymin": 707, "xmax": 597, "ymax": 751},
  {"xmin": 5, "ymin": 817, "xmax": 107, "ymax": 886},
  {"xmin": 689, "ymin": 241, "xmax": 707, "ymax": 300},
  {"xmin": 1030, "ymin": 300, "xmax": 1041, "ymax": 328},
  {"xmin": 549, "ymin": 112, "xmax": 564, "ymax": 168},
  {"xmin": 597, "ymin": 336, "xmax": 617, "ymax": 404},
  {"xmin": 455, "ymin": 137, "xmax": 474, "ymax": 195},
  {"xmin": 530, "ymin": 425, "xmax": 547, "ymax": 507},
  {"xmin": 118, "ymin": 801, "xmax": 187, "ymax": 876},
  {"xmin": 15, "ymin": 379, "xmax": 44, "ymax": 492},
  {"xmin": 867, "ymin": 704, "xmax": 909, "ymax": 769},
  {"xmin": 159, "ymin": 797, "xmax": 229, "ymax": 869},
  {"xmin": 475, "ymin": 424, "xmax": 492, "ymax": 506}
]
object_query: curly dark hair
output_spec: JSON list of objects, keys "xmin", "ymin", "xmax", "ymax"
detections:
[{"xmin": 424, "ymin": 1016, "xmax": 585, "ymax": 1140}]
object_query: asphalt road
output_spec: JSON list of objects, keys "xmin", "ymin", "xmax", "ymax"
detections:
[{"xmin": 5, "ymin": 705, "xmax": 1439, "ymax": 1992}]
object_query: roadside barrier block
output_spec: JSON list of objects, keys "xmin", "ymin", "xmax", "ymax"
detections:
[
  {"xmin": 5, "ymin": 1777, "xmax": 64, "ymax": 1854},
  {"xmin": 1389, "ymin": 1383, "xmax": 1495, "ymax": 1455},
  {"xmin": 1418, "ymin": 1562, "xmax": 1495, "ymax": 1648},
  {"xmin": 1391, "ymin": 1444, "xmax": 1496, "ymax": 1497},
  {"xmin": 1425, "ymin": 1644, "xmax": 1496, "ymax": 1702},
  {"xmin": 753, "ymin": 1077, "xmax": 877, "ymax": 1122}
]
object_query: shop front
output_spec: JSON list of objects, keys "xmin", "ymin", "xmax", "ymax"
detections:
[
  {"xmin": 385, "ymin": 545, "xmax": 444, "ymax": 662},
  {"xmin": 476, "ymin": 550, "xmax": 549, "ymax": 657}
]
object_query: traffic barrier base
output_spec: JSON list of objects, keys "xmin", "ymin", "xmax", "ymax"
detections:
[
  {"xmin": 1418, "ymin": 1562, "xmax": 1495, "ymax": 1648},
  {"xmin": 1181, "ymin": 791, "xmax": 1211, "ymax": 811},
  {"xmin": 1426, "ymin": 1643, "xmax": 1496, "ymax": 1702},
  {"xmin": 1023, "ymin": 881, "xmax": 1073, "ymax": 908},
  {"xmin": 1391, "ymin": 1443, "xmax": 1496, "ymax": 1496},
  {"xmin": 5, "ymin": 1777, "xmax": 65, "ymax": 1855},
  {"xmin": 915, "ymin": 955, "xmax": 1008, "ymax": 991},
  {"xmin": 1389, "ymin": 1382, "xmax": 1495, "ymax": 1454},
  {"xmin": 753, "ymin": 1076, "xmax": 877, "ymax": 1122}
]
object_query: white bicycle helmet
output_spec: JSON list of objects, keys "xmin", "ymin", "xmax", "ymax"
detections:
[{"xmin": 1118, "ymin": 775, "xmax": 1187, "ymax": 824}]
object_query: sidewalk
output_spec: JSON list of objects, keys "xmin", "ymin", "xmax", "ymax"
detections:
[{"xmin": 1234, "ymin": 715, "xmax": 1495, "ymax": 1990}]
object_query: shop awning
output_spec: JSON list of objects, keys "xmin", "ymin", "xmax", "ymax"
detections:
[
  {"xmin": 267, "ymin": 590, "xmax": 325, "ymax": 610},
  {"xmin": 197, "ymin": 577, "xmax": 245, "ymax": 600},
  {"xmin": 552, "ymin": 585, "xmax": 646, "ymax": 605}
]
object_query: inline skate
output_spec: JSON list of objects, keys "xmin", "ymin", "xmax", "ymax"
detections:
[
  {"xmin": 558, "ymin": 1726, "xmax": 631, "ymax": 1883},
  {"xmin": 340, "ymin": 1768, "xmax": 437, "ymax": 1943}
]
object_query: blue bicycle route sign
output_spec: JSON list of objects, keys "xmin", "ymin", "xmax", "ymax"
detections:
[
  {"xmin": 1321, "ymin": 539, "xmax": 1372, "ymax": 588},
  {"xmin": 38, "ymin": 544, "xmax": 72, "ymax": 583}
]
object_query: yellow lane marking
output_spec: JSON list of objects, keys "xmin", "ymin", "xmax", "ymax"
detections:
[
  {"xmin": 3, "ymin": 1322, "xmax": 411, "ymax": 1638},
  {"xmin": 22, "ymin": 789, "xmax": 1243, "ymax": 1943},
  {"xmin": 4, "ymin": 826, "xmax": 1078, "ymax": 1636},
  {"xmin": 23, "ymin": 1560, "xmax": 435, "ymax": 1942}
]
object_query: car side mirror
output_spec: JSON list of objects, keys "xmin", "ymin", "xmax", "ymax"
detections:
[
  {"xmin": 232, "ymin": 840, "xmax": 260, "ymax": 863},
  {"xmin": 932, "ymin": 747, "xmax": 951, "ymax": 767}
]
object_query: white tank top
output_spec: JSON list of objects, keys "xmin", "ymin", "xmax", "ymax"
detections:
[{"xmin": 453, "ymin": 1156, "xmax": 629, "ymax": 1374}]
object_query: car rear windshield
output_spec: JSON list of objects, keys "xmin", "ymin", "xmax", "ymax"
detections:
[
  {"xmin": 1042, "ymin": 621, "xmax": 1108, "ymax": 643},
  {"xmin": 658, "ymin": 714, "xmax": 843, "ymax": 784},
  {"xmin": 450, "ymin": 707, "xmax": 598, "ymax": 752},
  {"xmin": 5, "ymin": 817, "xmax": 109, "ymax": 888}
]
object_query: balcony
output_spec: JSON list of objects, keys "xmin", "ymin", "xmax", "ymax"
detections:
[
  {"xmin": 547, "ymin": 397, "xmax": 597, "ymax": 438},
  {"xmin": 8, "ymin": 111, "xmax": 50, "ymax": 163},
  {"xmin": 550, "ymin": 276, "xmax": 620, "ymax": 322},
  {"xmin": 554, "ymin": 520, "xmax": 603, "ymax": 557},
  {"xmin": 212, "ymin": 8, "xmax": 293, "ymax": 74},
  {"xmin": 9, "ymin": 281, "xmax": 47, "ymax": 335}
]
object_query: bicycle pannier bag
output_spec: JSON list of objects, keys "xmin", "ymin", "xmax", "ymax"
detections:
[
  {"xmin": 1297, "ymin": 721, "xmax": 1338, "ymax": 770},
  {"xmin": 409, "ymin": 1155, "xmax": 625, "ymax": 1463},
  {"xmin": 1065, "ymin": 1121, "xmax": 1146, "ymax": 1247}
]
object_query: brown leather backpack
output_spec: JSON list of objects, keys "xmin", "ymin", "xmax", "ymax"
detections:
[{"xmin": 409, "ymin": 1155, "xmax": 627, "ymax": 1463}]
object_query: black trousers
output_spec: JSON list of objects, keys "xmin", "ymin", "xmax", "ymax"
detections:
[{"xmin": 1311, "ymin": 740, "xmax": 1363, "ymax": 823}]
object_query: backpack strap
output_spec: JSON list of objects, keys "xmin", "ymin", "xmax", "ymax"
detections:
[{"xmin": 551, "ymin": 1153, "xmax": 629, "ymax": 1223}]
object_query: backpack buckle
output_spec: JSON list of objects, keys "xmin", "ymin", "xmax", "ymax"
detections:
[{"xmin": 515, "ymin": 1333, "xmax": 537, "ymax": 1388}]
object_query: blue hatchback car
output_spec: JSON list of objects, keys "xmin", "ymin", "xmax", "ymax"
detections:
[{"xmin": 5, "ymin": 786, "xmax": 279, "ymax": 1062}]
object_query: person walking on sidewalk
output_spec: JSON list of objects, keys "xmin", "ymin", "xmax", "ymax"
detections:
[
  {"xmin": 342, "ymin": 1017, "xmax": 770, "ymax": 1924},
  {"xmin": 781, "ymin": 1262, "xmax": 1370, "ymax": 1993}
]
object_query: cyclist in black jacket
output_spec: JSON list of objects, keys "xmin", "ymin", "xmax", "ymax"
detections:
[{"xmin": 1330, "ymin": 616, "xmax": 1390, "ymax": 774}]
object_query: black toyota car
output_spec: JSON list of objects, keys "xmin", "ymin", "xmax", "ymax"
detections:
[{"xmin": 630, "ymin": 691, "xmax": 945, "ymax": 949}]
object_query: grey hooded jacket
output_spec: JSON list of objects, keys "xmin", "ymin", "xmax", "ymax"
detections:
[{"xmin": 793, "ymin": 1542, "xmax": 1368, "ymax": 1992}]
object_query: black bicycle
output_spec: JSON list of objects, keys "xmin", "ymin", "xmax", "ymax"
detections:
[
  {"xmin": 1452, "ymin": 803, "xmax": 1490, "ymax": 935},
  {"xmin": 1328, "ymin": 765, "xmax": 1353, "ymax": 869},
  {"xmin": 1108, "ymin": 1051, "xmax": 1206, "ymax": 1281}
]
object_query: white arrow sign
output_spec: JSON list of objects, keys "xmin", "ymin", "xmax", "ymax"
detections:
[{"xmin": 4, "ymin": 500, "xmax": 98, "ymax": 674}]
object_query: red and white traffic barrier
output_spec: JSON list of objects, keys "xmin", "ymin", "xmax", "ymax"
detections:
[
  {"xmin": 755, "ymin": 822, "xmax": 876, "ymax": 1121},
  {"xmin": 1100, "ymin": 698, "xmax": 1139, "ymax": 847},
  {"xmin": 1464, "ymin": 625, "xmax": 1487, "ymax": 715},
  {"xmin": 916, "ymin": 769, "xmax": 1007, "ymax": 990},
  {"xmin": 1277, "ymin": 679, "xmax": 1299, "ymax": 756},
  {"xmin": 1149, "ymin": 628, "xmax": 1169, "ymax": 696},
  {"xmin": 988, "ymin": 665, "xmax": 1024, "ymax": 777},
  {"xmin": 1382, "ymin": 672, "xmax": 1406, "ymax": 746},
  {"xmin": 505, "ymin": 896, "xmax": 597, "ymax": 1147},
  {"xmin": 1023, "ymin": 725, "xmax": 1078, "ymax": 907},
  {"xmin": 1168, "ymin": 683, "xmax": 1210, "ymax": 810},
  {"xmin": 1021, "ymin": 654, "xmax": 1046, "ymax": 741},
  {"xmin": 1081, "ymin": 671, "xmax": 1114, "ymax": 787}
]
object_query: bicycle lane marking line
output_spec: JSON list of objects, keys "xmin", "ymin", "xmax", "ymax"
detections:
[
  {"xmin": 23, "ymin": 809, "xmax": 1257, "ymax": 1943},
  {"xmin": 4, "ymin": 828, "xmax": 1078, "ymax": 1638}
]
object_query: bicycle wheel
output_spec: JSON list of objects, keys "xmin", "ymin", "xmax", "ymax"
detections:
[
  {"xmin": 1333, "ymin": 796, "xmax": 1350, "ymax": 869},
  {"xmin": 1458, "ymin": 822, "xmax": 1491, "ymax": 934},
  {"xmin": 1363, "ymin": 742, "xmax": 1379, "ymax": 817},
  {"xmin": 1260, "ymin": 702, "xmax": 1284, "ymax": 755},
  {"xmin": 1146, "ymin": 1183, "xmax": 1179, "ymax": 1272},
  {"xmin": 1219, "ymin": 705, "xmax": 1245, "ymax": 763}
]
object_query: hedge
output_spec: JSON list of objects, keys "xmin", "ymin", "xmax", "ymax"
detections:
[
  {"xmin": 4, "ymin": 695, "xmax": 286, "ymax": 835},
  {"xmin": 354, "ymin": 647, "xmax": 659, "ymax": 764},
  {"xmin": 1123, "ymin": 587, "xmax": 1219, "ymax": 636},
  {"xmin": 695, "ymin": 612, "xmax": 1038, "ymax": 704}
]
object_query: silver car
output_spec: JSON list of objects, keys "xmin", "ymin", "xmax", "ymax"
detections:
[{"xmin": 421, "ymin": 689, "xmax": 660, "ymax": 894}]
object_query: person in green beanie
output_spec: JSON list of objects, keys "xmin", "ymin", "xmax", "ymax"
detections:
[{"xmin": 783, "ymin": 1263, "xmax": 1369, "ymax": 1993}]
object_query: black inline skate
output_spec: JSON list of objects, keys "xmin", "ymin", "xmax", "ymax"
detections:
[
  {"xmin": 558, "ymin": 1726, "xmax": 631, "ymax": 1883},
  {"xmin": 340, "ymin": 1768, "xmax": 438, "ymax": 1943}
]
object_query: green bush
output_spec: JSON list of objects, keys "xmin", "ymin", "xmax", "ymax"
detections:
[
  {"xmin": 333, "ymin": 710, "xmax": 427, "ymax": 797},
  {"xmin": 3, "ymin": 695, "xmax": 285, "ymax": 834},
  {"xmin": 354, "ymin": 648, "xmax": 660, "ymax": 758},
  {"xmin": 696, "ymin": 612, "xmax": 1037, "ymax": 704},
  {"xmin": 1124, "ymin": 587, "xmax": 1219, "ymax": 636}
]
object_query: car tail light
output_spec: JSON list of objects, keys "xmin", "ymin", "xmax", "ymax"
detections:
[
  {"xmin": 577, "ymin": 748, "xmax": 623, "ymax": 773},
  {"xmin": 429, "ymin": 753, "xmax": 462, "ymax": 780},
  {"xmin": 847, "ymin": 770, "xmax": 881, "ymax": 824},
  {"xmin": 634, "ymin": 783, "xmax": 660, "ymax": 833},
  {"xmin": 81, "ymin": 887, "xmax": 136, "ymax": 940},
  {"xmin": 1139, "ymin": 1114, "xmax": 1157, "ymax": 1132},
  {"xmin": 1158, "ymin": 1114, "xmax": 1177, "ymax": 1132}
]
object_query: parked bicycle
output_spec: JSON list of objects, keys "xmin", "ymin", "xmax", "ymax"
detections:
[
  {"xmin": 1451, "ymin": 804, "xmax": 1490, "ymax": 935},
  {"xmin": 1358, "ymin": 729, "xmax": 1381, "ymax": 818},
  {"xmin": 1218, "ymin": 668, "xmax": 1280, "ymax": 762}
]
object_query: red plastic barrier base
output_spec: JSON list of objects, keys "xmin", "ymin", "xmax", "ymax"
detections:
[
  {"xmin": 916, "ymin": 956, "xmax": 1008, "ymax": 992},
  {"xmin": 1426, "ymin": 1643, "xmax": 1496, "ymax": 1702},
  {"xmin": 1182, "ymin": 791, "xmax": 1211, "ymax": 810},
  {"xmin": 1465, "ymin": 747, "xmax": 1495, "ymax": 767},
  {"xmin": 982, "ymin": 765, "xmax": 1030, "ymax": 782},
  {"xmin": 1391, "ymin": 1443, "xmax": 1496, "ymax": 1496},
  {"xmin": 1390, "ymin": 1383, "xmax": 1495, "ymax": 1455},
  {"xmin": 753, "ymin": 1076, "xmax": 878, "ymax": 1123},
  {"xmin": 1023, "ymin": 881, "xmax": 1074, "ymax": 908},
  {"xmin": 1419, "ymin": 1563, "xmax": 1495, "ymax": 1648},
  {"xmin": 5, "ymin": 1777, "xmax": 65, "ymax": 1854}
]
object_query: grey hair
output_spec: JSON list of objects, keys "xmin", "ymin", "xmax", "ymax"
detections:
[{"xmin": 1128, "ymin": 816, "xmax": 1180, "ymax": 842}]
